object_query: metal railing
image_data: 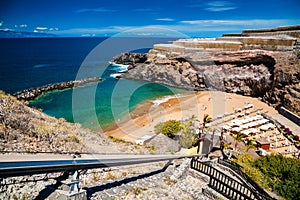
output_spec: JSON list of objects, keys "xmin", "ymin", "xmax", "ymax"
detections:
[
  {"xmin": 0, "ymin": 154, "xmax": 201, "ymax": 178},
  {"xmin": 217, "ymin": 158, "xmax": 274, "ymax": 199},
  {"xmin": 191, "ymin": 159, "xmax": 275, "ymax": 200}
]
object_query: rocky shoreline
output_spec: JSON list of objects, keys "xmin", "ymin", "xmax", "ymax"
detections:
[
  {"xmin": 111, "ymin": 25, "xmax": 300, "ymax": 116},
  {"xmin": 112, "ymin": 26, "xmax": 300, "ymax": 115},
  {"xmin": 14, "ymin": 77, "xmax": 101, "ymax": 101},
  {"xmin": 112, "ymin": 50, "xmax": 299, "ymax": 116}
]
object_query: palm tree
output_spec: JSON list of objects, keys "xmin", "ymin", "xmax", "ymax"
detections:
[
  {"xmin": 221, "ymin": 142, "xmax": 233, "ymax": 159},
  {"xmin": 222, "ymin": 142, "xmax": 232, "ymax": 150},
  {"xmin": 219, "ymin": 128, "xmax": 226, "ymax": 149},
  {"xmin": 197, "ymin": 114, "xmax": 212, "ymax": 153},
  {"xmin": 245, "ymin": 139, "xmax": 257, "ymax": 152},
  {"xmin": 232, "ymin": 131, "xmax": 246, "ymax": 150}
]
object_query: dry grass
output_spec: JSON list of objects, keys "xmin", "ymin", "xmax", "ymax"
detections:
[
  {"xmin": 163, "ymin": 176, "xmax": 177, "ymax": 186},
  {"xmin": 0, "ymin": 91, "xmax": 89, "ymax": 152}
]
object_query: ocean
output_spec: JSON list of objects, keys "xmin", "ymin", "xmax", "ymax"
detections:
[{"xmin": 0, "ymin": 37, "xmax": 183, "ymax": 130}]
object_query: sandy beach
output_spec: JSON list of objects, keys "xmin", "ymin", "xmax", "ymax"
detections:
[{"xmin": 104, "ymin": 91, "xmax": 278, "ymax": 143}]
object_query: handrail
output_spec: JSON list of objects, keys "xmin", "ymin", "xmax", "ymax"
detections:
[
  {"xmin": 191, "ymin": 159, "xmax": 275, "ymax": 200},
  {"xmin": 0, "ymin": 154, "xmax": 201, "ymax": 178},
  {"xmin": 217, "ymin": 158, "xmax": 273, "ymax": 199}
]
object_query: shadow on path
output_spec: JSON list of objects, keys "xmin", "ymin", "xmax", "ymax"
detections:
[
  {"xmin": 33, "ymin": 172, "xmax": 69, "ymax": 200},
  {"xmin": 85, "ymin": 161, "xmax": 173, "ymax": 199}
]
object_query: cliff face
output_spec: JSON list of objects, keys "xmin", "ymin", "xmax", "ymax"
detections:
[
  {"xmin": 262, "ymin": 51, "xmax": 300, "ymax": 115},
  {"xmin": 113, "ymin": 50, "xmax": 276, "ymax": 96},
  {"xmin": 112, "ymin": 50, "xmax": 300, "ymax": 115}
]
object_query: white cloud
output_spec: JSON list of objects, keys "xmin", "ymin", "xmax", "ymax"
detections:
[
  {"xmin": 53, "ymin": 26, "xmax": 133, "ymax": 35},
  {"xmin": 189, "ymin": 1, "xmax": 236, "ymax": 12},
  {"xmin": 205, "ymin": 1, "xmax": 236, "ymax": 12},
  {"xmin": 156, "ymin": 18, "xmax": 175, "ymax": 22},
  {"xmin": 180, "ymin": 19, "xmax": 289, "ymax": 26},
  {"xmin": 35, "ymin": 27, "xmax": 48, "ymax": 31},
  {"xmin": 51, "ymin": 25, "xmax": 186, "ymax": 37},
  {"xmin": 15, "ymin": 24, "xmax": 27, "ymax": 28},
  {"xmin": 51, "ymin": 19, "xmax": 300, "ymax": 37},
  {"xmin": 0, "ymin": 28, "xmax": 14, "ymax": 32},
  {"xmin": 76, "ymin": 7, "xmax": 115, "ymax": 13},
  {"xmin": 20, "ymin": 24, "xmax": 27, "ymax": 28}
]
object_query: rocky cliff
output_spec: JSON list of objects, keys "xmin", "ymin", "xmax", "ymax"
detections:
[{"xmin": 112, "ymin": 49, "xmax": 300, "ymax": 116}]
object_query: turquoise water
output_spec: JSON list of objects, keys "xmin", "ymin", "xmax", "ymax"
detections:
[
  {"xmin": 0, "ymin": 37, "xmax": 184, "ymax": 130},
  {"xmin": 30, "ymin": 78, "xmax": 183, "ymax": 130}
]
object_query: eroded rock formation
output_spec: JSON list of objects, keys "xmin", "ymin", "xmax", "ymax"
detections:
[{"xmin": 112, "ymin": 50, "xmax": 300, "ymax": 115}]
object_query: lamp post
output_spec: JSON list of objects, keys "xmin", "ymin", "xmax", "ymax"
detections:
[{"xmin": 197, "ymin": 125, "xmax": 202, "ymax": 154}]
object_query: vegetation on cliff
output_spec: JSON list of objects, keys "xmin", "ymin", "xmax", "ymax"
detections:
[
  {"xmin": 154, "ymin": 117, "xmax": 199, "ymax": 149},
  {"xmin": 154, "ymin": 120, "xmax": 181, "ymax": 138},
  {"xmin": 0, "ymin": 90, "xmax": 90, "ymax": 152},
  {"xmin": 253, "ymin": 155, "xmax": 300, "ymax": 200},
  {"xmin": 0, "ymin": 90, "xmax": 159, "ymax": 154},
  {"xmin": 233, "ymin": 153, "xmax": 300, "ymax": 200}
]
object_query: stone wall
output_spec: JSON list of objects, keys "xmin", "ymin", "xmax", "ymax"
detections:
[
  {"xmin": 173, "ymin": 40, "xmax": 241, "ymax": 50},
  {"xmin": 278, "ymin": 107, "xmax": 300, "ymax": 126},
  {"xmin": 243, "ymin": 31, "xmax": 300, "ymax": 39},
  {"xmin": 153, "ymin": 44, "xmax": 185, "ymax": 53},
  {"xmin": 217, "ymin": 37, "xmax": 296, "ymax": 46},
  {"xmin": 242, "ymin": 25, "xmax": 300, "ymax": 34}
]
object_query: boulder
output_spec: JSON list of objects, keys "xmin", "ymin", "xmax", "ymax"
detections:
[{"xmin": 146, "ymin": 134, "xmax": 181, "ymax": 153}]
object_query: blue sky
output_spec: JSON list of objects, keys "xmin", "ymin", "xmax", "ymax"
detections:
[{"xmin": 0, "ymin": 0, "xmax": 299, "ymax": 37}]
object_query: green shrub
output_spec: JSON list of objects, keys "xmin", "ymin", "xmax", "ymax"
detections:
[
  {"xmin": 108, "ymin": 135, "xmax": 132, "ymax": 144},
  {"xmin": 232, "ymin": 153, "xmax": 269, "ymax": 189},
  {"xmin": 66, "ymin": 134, "xmax": 80, "ymax": 143},
  {"xmin": 252, "ymin": 154, "xmax": 300, "ymax": 200},
  {"xmin": 154, "ymin": 122, "xmax": 164, "ymax": 134},
  {"xmin": 161, "ymin": 120, "xmax": 180, "ymax": 138},
  {"xmin": 179, "ymin": 127, "xmax": 197, "ymax": 148},
  {"xmin": 233, "ymin": 153, "xmax": 300, "ymax": 200}
]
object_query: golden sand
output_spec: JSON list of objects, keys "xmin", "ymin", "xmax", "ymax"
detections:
[{"xmin": 104, "ymin": 91, "xmax": 278, "ymax": 143}]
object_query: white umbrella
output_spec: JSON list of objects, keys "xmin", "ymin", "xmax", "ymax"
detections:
[
  {"xmin": 222, "ymin": 125, "xmax": 231, "ymax": 130},
  {"xmin": 288, "ymin": 144, "xmax": 293, "ymax": 152},
  {"xmin": 267, "ymin": 135, "xmax": 270, "ymax": 142},
  {"xmin": 231, "ymin": 127, "xmax": 242, "ymax": 132},
  {"xmin": 275, "ymin": 137, "xmax": 278, "ymax": 147}
]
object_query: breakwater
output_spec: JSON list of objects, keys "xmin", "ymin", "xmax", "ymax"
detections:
[{"xmin": 14, "ymin": 77, "xmax": 101, "ymax": 101}]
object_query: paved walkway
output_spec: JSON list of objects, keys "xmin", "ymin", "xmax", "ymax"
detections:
[{"xmin": 270, "ymin": 114, "xmax": 300, "ymax": 135}]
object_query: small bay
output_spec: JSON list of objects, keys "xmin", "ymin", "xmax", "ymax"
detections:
[{"xmin": 0, "ymin": 37, "xmax": 183, "ymax": 130}]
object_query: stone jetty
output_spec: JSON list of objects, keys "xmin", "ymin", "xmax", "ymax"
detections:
[{"xmin": 14, "ymin": 77, "xmax": 101, "ymax": 101}]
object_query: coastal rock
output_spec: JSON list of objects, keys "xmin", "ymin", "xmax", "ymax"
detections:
[
  {"xmin": 146, "ymin": 134, "xmax": 181, "ymax": 153},
  {"xmin": 14, "ymin": 77, "xmax": 101, "ymax": 101},
  {"xmin": 117, "ymin": 50, "xmax": 275, "ymax": 94},
  {"xmin": 262, "ymin": 51, "xmax": 300, "ymax": 115},
  {"xmin": 112, "ymin": 52, "xmax": 147, "ymax": 65},
  {"xmin": 113, "ymin": 48, "xmax": 300, "ymax": 115}
]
